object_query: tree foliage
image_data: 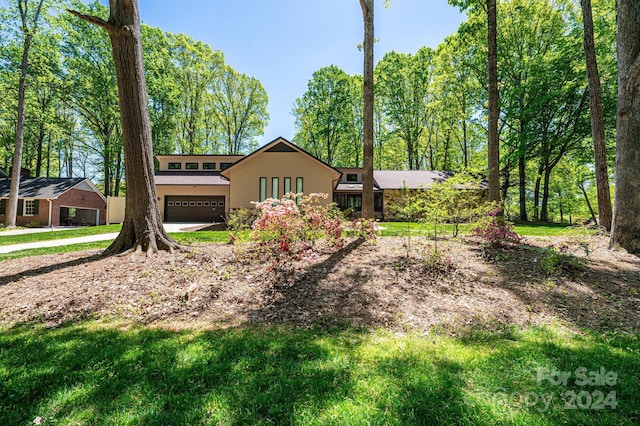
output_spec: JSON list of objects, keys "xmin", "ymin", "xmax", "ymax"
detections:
[{"xmin": 0, "ymin": 0, "xmax": 269, "ymax": 198}]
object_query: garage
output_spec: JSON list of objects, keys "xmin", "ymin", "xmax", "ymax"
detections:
[
  {"xmin": 60, "ymin": 206, "xmax": 100, "ymax": 226},
  {"xmin": 164, "ymin": 196, "xmax": 225, "ymax": 223}
]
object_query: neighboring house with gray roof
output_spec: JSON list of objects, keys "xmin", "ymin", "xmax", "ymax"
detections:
[{"xmin": 0, "ymin": 177, "xmax": 107, "ymax": 227}]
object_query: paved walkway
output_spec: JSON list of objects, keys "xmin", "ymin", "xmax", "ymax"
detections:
[{"xmin": 0, "ymin": 223, "xmax": 212, "ymax": 254}]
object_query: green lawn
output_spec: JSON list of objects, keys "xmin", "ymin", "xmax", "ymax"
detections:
[
  {"xmin": 0, "ymin": 322, "xmax": 637, "ymax": 425},
  {"xmin": 0, "ymin": 221, "xmax": 594, "ymax": 262},
  {"xmin": 379, "ymin": 221, "xmax": 595, "ymax": 238},
  {"xmin": 0, "ymin": 224, "xmax": 122, "ymax": 246},
  {"xmin": 0, "ymin": 230, "xmax": 239, "ymax": 262}
]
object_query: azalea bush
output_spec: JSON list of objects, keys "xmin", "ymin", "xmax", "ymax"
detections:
[
  {"xmin": 251, "ymin": 193, "xmax": 343, "ymax": 271},
  {"xmin": 471, "ymin": 209, "xmax": 523, "ymax": 247}
]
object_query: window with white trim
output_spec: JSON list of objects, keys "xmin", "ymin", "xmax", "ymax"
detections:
[{"xmin": 24, "ymin": 200, "xmax": 35, "ymax": 216}]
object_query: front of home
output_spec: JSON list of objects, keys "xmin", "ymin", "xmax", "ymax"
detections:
[{"xmin": 155, "ymin": 137, "xmax": 470, "ymax": 222}]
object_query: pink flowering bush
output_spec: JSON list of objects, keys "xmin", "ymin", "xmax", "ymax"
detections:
[
  {"xmin": 471, "ymin": 209, "xmax": 523, "ymax": 247},
  {"xmin": 251, "ymin": 193, "xmax": 343, "ymax": 271}
]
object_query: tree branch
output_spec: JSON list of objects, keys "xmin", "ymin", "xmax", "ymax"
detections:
[{"xmin": 67, "ymin": 9, "xmax": 115, "ymax": 33}]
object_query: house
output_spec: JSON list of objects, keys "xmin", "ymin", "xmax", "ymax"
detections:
[
  {"xmin": 155, "ymin": 137, "xmax": 340, "ymax": 222},
  {"xmin": 0, "ymin": 176, "xmax": 107, "ymax": 227},
  {"xmin": 154, "ymin": 136, "xmax": 478, "ymax": 222}
]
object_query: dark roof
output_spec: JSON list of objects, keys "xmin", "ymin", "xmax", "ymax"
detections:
[
  {"xmin": 0, "ymin": 177, "xmax": 88, "ymax": 199},
  {"xmin": 335, "ymin": 183, "xmax": 380, "ymax": 192},
  {"xmin": 373, "ymin": 170, "xmax": 455, "ymax": 190},
  {"xmin": 154, "ymin": 171, "xmax": 229, "ymax": 186},
  {"xmin": 156, "ymin": 154, "xmax": 244, "ymax": 158}
]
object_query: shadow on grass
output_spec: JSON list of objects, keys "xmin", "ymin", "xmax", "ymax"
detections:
[
  {"xmin": 1, "ymin": 323, "xmax": 639, "ymax": 425},
  {"xmin": 0, "ymin": 252, "xmax": 104, "ymax": 286}
]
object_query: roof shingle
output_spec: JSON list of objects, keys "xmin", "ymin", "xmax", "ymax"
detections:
[{"xmin": 0, "ymin": 177, "xmax": 87, "ymax": 199}]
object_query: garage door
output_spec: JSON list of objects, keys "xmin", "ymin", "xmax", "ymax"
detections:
[{"xmin": 164, "ymin": 196, "xmax": 225, "ymax": 222}]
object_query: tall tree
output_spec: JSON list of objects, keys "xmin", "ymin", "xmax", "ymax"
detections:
[
  {"xmin": 292, "ymin": 65, "xmax": 356, "ymax": 165},
  {"xmin": 610, "ymin": 0, "xmax": 640, "ymax": 254},
  {"xmin": 581, "ymin": 0, "xmax": 612, "ymax": 231},
  {"xmin": 210, "ymin": 65, "xmax": 269, "ymax": 155},
  {"xmin": 170, "ymin": 34, "xmax": 223, "ymax": 154},
  {"xmin": 376, "ymin": 48, "xmax": 436, "ymax": 170},
  {"xmin": 62, "ymin": 0, "xmax": 122, "ymax": 196},
  {"xmin": 449, "ymin": 0, "xmax": 500, "ymax": 203},
  {"xmin": 69, "ymin": 0, "xmax": 178, "ymax": 254},
  {"xmin": 359, "ymin": 0, "xmax": 374, "ymax": 219},
  {"xmin": 486, "ymin": 0, "xmax": 500, "ymax": 204},
  {"xmin": 5, "ymin": 0, "xmax": 46, "ymax": 228}
]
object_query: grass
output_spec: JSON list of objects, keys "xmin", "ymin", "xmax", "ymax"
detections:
[
  {"xmin": 0, "ymin": 224, "xmax": 122, "ymax": 246},
  {"xmin": 378, "ymin": 221, "xmax": 595, "ymax": 238},
  {"xmin": 0, "ymin": 221, "xmax": 595, "ymax": 262},
  {"xmin": 0, "ymin": 231, "xmax": 235, "ymax": 262},
  {"xmin": 0, "ymin": 321, "xmax": 638, "ymax": 425},
  {"xmin": 0, "ymin": 241, "xmax": 111, "ymax": 262}
]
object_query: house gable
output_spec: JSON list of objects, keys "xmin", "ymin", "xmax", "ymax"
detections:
[
  {"xmin": 220, "ymin": 137, "xmax": 341, "ymax": 210},
  {"xmin": 264, "ymin": 142, "xmax": 297, "ymax": 153}
]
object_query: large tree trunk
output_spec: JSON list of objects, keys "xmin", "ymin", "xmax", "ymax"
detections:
[
  {"xmin": 5, "ymin": 0, "xmax": 45, "ymax": 228},
  {"xmin": 69, "ymin": 0, "xmax": 179, "ymax": 255},
  {"xmin": 611, "ymin": 0, "xmax": 640, "ymax": 254},
  {"xmin": 581, "ymin": 0, "xmax": 613, "ymax": 231},
  {"xmin": 359, "ymin": 0, "xmax": 374, "ymax": 219},
  {"xmin": 487, "ymin": 0, "xmax": 501, "ymax": 204}
]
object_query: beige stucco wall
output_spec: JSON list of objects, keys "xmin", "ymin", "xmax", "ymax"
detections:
[
  {"xmin": 156, "ymin": 155, "xmax": 243, "ymax": 171},
  {"xmin": 156, "ymin": 185, "xmax": 231, "ymax": 218},
  {"xmin": 224, "ymin": 151, "xmax": 340, "ymax": 210}
]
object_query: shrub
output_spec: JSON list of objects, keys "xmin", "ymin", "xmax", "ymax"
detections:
[
  {"xmin": 471, "ymin": 209, "xmax": 523, "ymax": 247},
  {"xmin": 539, "ymin": 243, "xmax": 587, "ymax": 274},
  {"xmin": 399, "ymin": 172, "xmax": 494, "ymax": 238},
  {"xmin": 251, "ymin": 193, "xmax": 343, "ymax": 272},
  {"xmin": 345, "ymin": 218, "xmax": 378, "ymax": 242},
  {"xmin": 227, "ymin": 207, "xmax": 257, "ymax": 231},
  {"xmin": 421, "ymin": 242, "xmax": 455, "ymax": 273}
]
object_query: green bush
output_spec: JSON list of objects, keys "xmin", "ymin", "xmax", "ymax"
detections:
[{"xmin": 539, "ymin": 243, "xmax": 587, "ymax": 274}]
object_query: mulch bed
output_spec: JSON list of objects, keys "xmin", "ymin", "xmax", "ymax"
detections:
[{"xmin": 1, "ymin": 235, "xmax": 639, "ymax": 332}]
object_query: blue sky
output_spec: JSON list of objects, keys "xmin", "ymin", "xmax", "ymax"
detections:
[{"xmin": 126, "ymin": 1, "xmax": 465, "ymax": 146}]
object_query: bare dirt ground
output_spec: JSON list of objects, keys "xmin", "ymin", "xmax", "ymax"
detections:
[{"xmin": 1, "ymin": 234, "xmax": 639, "ymax": 332}]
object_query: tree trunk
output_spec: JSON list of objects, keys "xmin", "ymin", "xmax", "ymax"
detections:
[
  {"xmin": 487, "ymin": 0, "xmax": 501, "ymax": 204},
  {"xmin": 35, "ymin": 119, "xmax": 45, "ymax": 177},
  {"xmin": 581, "ymin": 0, "xmax": 613, "ymax": 231},
  {"xmin": 518, "ymin": 154, "xmax": 527, "ymax": 221},
  {"xmin": 541, "ymin": 168, "xmax": 551, "ymax": 222},
  {"xmin": 578, "ymin": 182, "xmax": 598, "ymax": 223},
  {"xmin": 5, "ymin": 0, "xmax": 45, "ymax": 228},
  {"xmin": 69, "ymin": 0, "xmax": 179, "ymax": 255},
  {"xmin": 462, "ymin": 117, "xmax": 468, "ymax": 169},
  {"xmin": 533, "ymin": 174, "xmax": 541, "ymax": 221},
  {"xmin": 611, "ymin": 0, "xmax": 640, "ymax": 254},
  {"xmin": 359, "ymin": 0, "xmax": 374, "ymax": 219}
]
